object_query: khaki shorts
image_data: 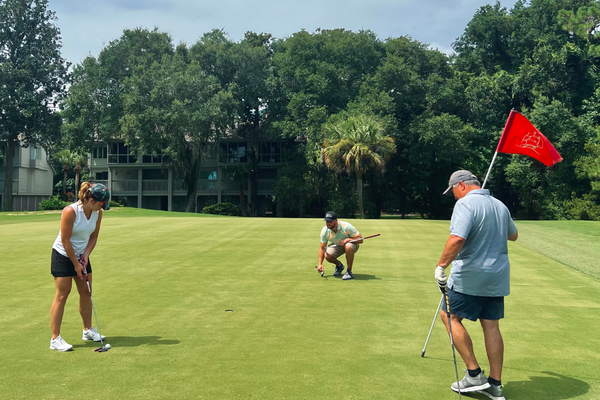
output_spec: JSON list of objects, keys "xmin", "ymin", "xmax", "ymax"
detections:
[{"xmin": 326, "ymin": 243, "xmax": 359, "ymax": 258}]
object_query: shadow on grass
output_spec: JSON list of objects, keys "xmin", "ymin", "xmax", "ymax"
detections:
[
  {"xmin": 461, "ymin": 371, "xmax": 589, "ymax": 400},
  {"xmin": 330, "ymin": 273, "xmax": 380, "ymax": 280},
  {"xmin": 73, "ymin": 336, "xmax": 180, "ymax": 348}
]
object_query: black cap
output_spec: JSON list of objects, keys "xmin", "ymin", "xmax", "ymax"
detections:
[{"xmin": 324, "ymin": 211, "xmax": 337, "ymax": 221}]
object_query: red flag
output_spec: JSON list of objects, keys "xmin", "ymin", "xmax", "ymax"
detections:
[{"xmin": 496, "ymin": 110, "xmax": 563, "ymax": 166}]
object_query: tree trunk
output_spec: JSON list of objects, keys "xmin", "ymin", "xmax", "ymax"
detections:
[
  {"xmin": 3, "ymin": 139, "xmax": 16, "ymax": 211},
  {"xmin": 74, "ymin": 162, "xmax": 82, "ymax": 200},
  {"xmin": 184, "ymin": 159, "xmax": 200, "ymax": 213},
  {"xmin": 239, "ymin": 184, "xmax": 247, "ymax": 217},
  {"xmin": 357, "ymin": 175, "xmax": 364, "ymax": 219},
  {"xmin": 62, "ymin": 164, "xmax": 69, "ymax": 201}
]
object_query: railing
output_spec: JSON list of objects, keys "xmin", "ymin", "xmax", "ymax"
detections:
[
  {"xmin": 142, "ymin": 180, "xmax": 168, "ymax": 192},
  {"xmin": 221, "ymin": 181, "xmax": 247, "ymax": 191},
  {"xmin": 112, "ymin": 180, "xmax": 138, "ymax": 192},
  {"xmin": 198, "ymin": 181, "xmax": 218, "ymax": 191},
  {"xmin": 108, "ymin": 154, "xmax": 171, "ymax": 164}
]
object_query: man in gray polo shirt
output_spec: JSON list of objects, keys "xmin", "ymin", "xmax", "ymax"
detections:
[{"xmin": 434, "ymin": 170, "xmax": 518, "ymax": 400}]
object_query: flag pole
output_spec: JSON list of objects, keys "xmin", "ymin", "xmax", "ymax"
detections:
[{"xmin": 481, "ymin": 151, "xmax": 498, "ymax": 190}]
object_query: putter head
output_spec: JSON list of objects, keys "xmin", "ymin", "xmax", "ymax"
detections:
[{"xmin": 94, "ymin": 346, "xmax": 109, "ymax": 352}]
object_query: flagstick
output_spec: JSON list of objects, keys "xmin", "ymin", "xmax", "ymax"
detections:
[{"xmin": 481, "ymin": 151, "xmax": 498, "ymax": 189}]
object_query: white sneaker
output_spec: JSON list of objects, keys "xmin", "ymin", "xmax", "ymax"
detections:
[
  {"xmin": 50, "ymin": 335, "xmax": 73, "ymax": 351},
  {"xmin": 82, "ymin": 327, "xmax": 105, "ymax": 342}
]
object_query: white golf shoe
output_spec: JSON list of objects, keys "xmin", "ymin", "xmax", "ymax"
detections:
[
  {"xmin": 50, "ymin": 335, "xmax": 73, "ymax": 352},
  {"xmin": 82, "ymin": 327, "xmax": 105, "ymax": 342}
]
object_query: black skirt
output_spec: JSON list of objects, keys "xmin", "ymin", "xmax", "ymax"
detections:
[{"xmin": 51, "ymin": 248, "xmax": 92, "ymax": 277}]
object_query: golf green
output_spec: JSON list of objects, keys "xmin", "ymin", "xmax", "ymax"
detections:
[{"xmin": 0, "ymin": 208, "xmax": 598, "ymax": 399}]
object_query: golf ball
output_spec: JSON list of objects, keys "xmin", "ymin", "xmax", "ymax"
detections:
[{"xmin": 104, "ymin": 343, "xmax": 111, "ymax": 349}]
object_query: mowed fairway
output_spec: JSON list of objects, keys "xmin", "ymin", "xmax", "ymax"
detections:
[{"xmin": 1, "ymin": 208, "xmax": 599, "ymax": 400}]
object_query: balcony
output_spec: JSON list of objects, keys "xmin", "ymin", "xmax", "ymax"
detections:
[
  {"xmin": 142, "ymin": 180, "xmax": 168, "ymax": 192},
  {"xmin": 112, "ymin": 180, "xmax": 138, "ymax": 194}
]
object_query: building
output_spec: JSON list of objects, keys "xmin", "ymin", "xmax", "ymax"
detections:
[
  {"xmin": 88, "ymin": 140, "xmax": 284, "ymax": 215},
  {"xmin": 0, "ymin": 143, "xmax": 55, "ymax": 211}
]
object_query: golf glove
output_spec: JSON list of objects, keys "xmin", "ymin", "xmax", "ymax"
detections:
[{"xmin": 435, "ymin": 265, "xmax": 447, "ymax": 288}]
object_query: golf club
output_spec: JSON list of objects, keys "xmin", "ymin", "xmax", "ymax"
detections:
[
  {"xmin": 421, "ymin": 294, "xmax": 444, "ymax": 357},
  {"xmin": 348, "ymin": 233, "xmax": 380, "ymax": 244},
  {"xmin": 82, "ymin": 265, "xmax": 110, "ymax": 352},
  {"xmin": 441, "ymin": 285, "xmax": 461, "ymax": 399}
]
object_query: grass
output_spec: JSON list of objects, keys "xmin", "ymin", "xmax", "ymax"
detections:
[{"xmin": 0, "ymin": 208, "xmax": 599, "ymax": 399}]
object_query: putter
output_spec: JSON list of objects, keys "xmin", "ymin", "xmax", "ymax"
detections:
[
  {"xmin": 441, "ymin": 285, "xmax": 461, "ymax": 399},
  {"xmin": 348, "ymin": 233, "xmax": 380, "ymax": 244},
  {"xmin": 82, "ymin": 266, "xmax": 109, "ymax": 352},
  {"xmin": 315, "ymin": 265, "xmax": 325, "ymax": 277},
  {"xmin": 421, "ymin": 294, "xmax": 444, "ymax": 357}
]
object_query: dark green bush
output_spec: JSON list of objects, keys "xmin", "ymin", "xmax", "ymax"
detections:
[
  {"xmin": 202, "ymin": 202, "xmax": 242, "ymax": 216},
  {"xmin": 40, "ymin": 196, "xmax": 69, "ymax": 211},
  {"xmin": 108, "ymin": 200, "xmax": 121, "ymax": 208},
  {"xmin": 563, "ymin": 194, "xmax": 600, "ymax": 221}
]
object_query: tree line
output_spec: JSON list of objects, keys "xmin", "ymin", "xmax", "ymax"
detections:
[{"xmin": 3, "ymin": 0, "xmax": 600, "ymax": 219}]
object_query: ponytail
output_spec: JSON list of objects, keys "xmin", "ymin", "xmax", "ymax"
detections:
[{"xmin": 79, "ymin": 182, "xmax": 93, "ymax": 202}]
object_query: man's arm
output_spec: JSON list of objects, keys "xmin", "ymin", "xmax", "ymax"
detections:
[
  {"xmin": 317, "ymin": 242, "xmax": 327, "ymax": 272},
  {"xmin": 437, "ymin": 235, "xmax": 465, "ymax": 268},
  {"xmin": 508, "ymin": 232, "xmax": 518, "ymax": 241}
]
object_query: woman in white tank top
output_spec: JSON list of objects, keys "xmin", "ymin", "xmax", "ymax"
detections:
[{"xmin": 49, "ymin": 182, "xmax": 110, "ymax": 351}]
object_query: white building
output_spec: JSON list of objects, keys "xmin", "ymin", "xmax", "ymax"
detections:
[{"xmin": 0, "ymin": 143, "xmax": 55, "ymax": 211}]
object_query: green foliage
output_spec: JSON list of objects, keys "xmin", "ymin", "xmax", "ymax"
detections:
[
  {"xmin": 39, "ymin": 196, "xmax": 68, "ymax": 211},
  {"xmin": 202, "ymin": 202, "xmax": 242, "ymax": 216},
  {"xmin": 564, "ymin": 193, "xmax": 600, "ymax": 220},
  {"xmin": 108, "ymin": 200, "xmax": 122, "ymax": 208},
  {"xmin": 0, "ymin": 0, "xmax": 69, "ymax": 211}
]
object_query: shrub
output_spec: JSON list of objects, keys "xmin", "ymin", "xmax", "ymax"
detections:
[
  {"xmin": 108, "ymin": 200, "xmax": 121, "ymax": 208},
  {"xmin": 202, "ymin": 202, "xmax": 242, "ymax": 216},
  {"xmin": 563, "ymin": 194, "xmax": 600, "ymax": 221},
  {"xmin": 39, "ymin": 196, "xmax": 68, "ymax": 211}
]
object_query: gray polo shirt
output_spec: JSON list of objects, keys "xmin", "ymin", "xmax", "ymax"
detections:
[{"xmin": 448, "ymin": 189, "xmax": 518, "ymax": 297}]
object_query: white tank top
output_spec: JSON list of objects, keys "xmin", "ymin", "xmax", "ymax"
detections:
[{"xmin": 52, "ymin": 201, "xmax": 99, "ymax": 257}]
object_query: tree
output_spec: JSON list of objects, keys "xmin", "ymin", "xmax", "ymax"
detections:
[
  {"xmin": 0, "ymin": 0, "xmax": 68, "ymax": 210},
  {"xmin": 322, "ymin": 114, "xmax": 396, "ymax": 218},
  {"xmin": 121, "ymin": 50, "xmax": 236, "ymax": 212}
]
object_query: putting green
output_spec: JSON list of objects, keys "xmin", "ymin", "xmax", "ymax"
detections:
[{"xmin": 0, "ymin": 208, "xmax": 598, "ymax": 399}]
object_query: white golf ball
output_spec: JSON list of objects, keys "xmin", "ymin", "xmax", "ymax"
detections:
[{"xmin": 104, "ymin": 343, "xmax": 111, "ymax": 349}]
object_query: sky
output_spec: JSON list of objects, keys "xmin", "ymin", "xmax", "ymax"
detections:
[{"xmin": 49, "ymin": 0, "xmax": 520, "ymax": 66}]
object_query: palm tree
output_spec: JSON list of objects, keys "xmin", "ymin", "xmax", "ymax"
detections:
[
  {"xmin": 72, "ymin": 153, "xmax": 88, "ymax": 200},
  {"xmin": 322, "ymin": 114, "xmax": 396, "ymax": 218},
  {"xmin": 55, "ymin": 150, "xmax": 78, "ymax": 201}
]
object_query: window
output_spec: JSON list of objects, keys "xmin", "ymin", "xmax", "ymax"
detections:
[
  {"xmin": 93, "ymin": 147, "xmax": 107, "ymax": 159},
  {"xmin": 260, "ymin": 142, "xmax": 281, "ymax": 163},
  {"xmin": 200, "ymin": 170, "xmax": 217, "ymax": 180},
  {"xmin": 95, "ymin": 171, "xmax": 108, "ymax": 180},
  {"xmin": 221, "ymin": 142, "xmax": 248, "ymax": 163},
  {"xmin": 30, "ymin": 146, "xmax": 41, "ymax": 160},
  {"xmin": 109, "ymin": 142, "xmax": 137, "ymax": 164}
]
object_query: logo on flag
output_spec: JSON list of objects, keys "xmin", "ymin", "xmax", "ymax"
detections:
[{"xmin": 517, "ymin": 130, "xmax": 545, "ymax": 154}]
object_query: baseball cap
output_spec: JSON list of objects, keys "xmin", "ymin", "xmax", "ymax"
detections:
[
  {"xmin": 443, "ymin": 170, "xmax": 480, "ymax": 197},
  {"xmin": 324, "ymin": 211, "xmax": 337, "ymax": 221},
  {"xmin": 90, "ymin": 183, "xmax": 111, "ymax": 210}
]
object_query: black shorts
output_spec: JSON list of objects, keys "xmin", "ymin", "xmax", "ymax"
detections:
[
  {"xmin": 441, "ymin": 287, "xmax": 504, "ymax": 321},
  {"xmin": 51, "ymin": 249, "xmax": 92, "ymax": 277}
]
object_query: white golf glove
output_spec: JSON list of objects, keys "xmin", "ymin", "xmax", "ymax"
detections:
[{"xmin": 435, "ymin": 266, "xmax": 447, "ymax": 288}]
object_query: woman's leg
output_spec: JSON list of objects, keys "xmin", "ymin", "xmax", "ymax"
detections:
[
  {"xmin": 51, "ymin": 277, "xmax": 73, "ymax": 339},
  {"xmin": 74, "ymin": 273, "xmax": 93, "ymax": 329}
]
